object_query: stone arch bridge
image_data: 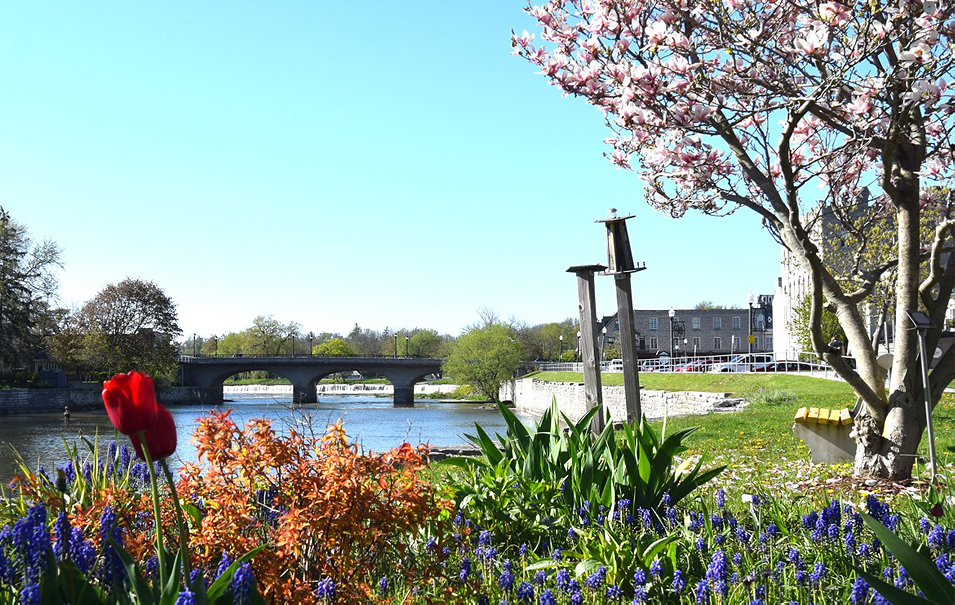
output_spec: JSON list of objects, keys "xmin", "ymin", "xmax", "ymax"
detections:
[{"xmin": 178, "ymin": 356, "xmax": 443, "ymax": 406}]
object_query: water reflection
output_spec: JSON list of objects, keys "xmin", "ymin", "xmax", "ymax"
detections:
[{"xmin": 0, "ymin": 395, "xmax": 527, "ymax": 485}]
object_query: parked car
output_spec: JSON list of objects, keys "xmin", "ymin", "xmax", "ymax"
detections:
[
  {"xmin": 753, "ymin": 360, "xmax": 828, "ymax": 372},
  {"xmin": 709, "ymin": 353, "xmax": 774, "ymax": 372},
  {"xmin": 641, "ymin": 358, "xmax": 672, "ymax": 372},
  {"xmin": 675, "ymin": 359, "xmax": 712, "ymax": 372}
]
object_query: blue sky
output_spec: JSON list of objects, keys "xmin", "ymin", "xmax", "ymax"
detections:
[{"xmin": 1, "ymin": 1, "xmax": 781, "ymax": 338}]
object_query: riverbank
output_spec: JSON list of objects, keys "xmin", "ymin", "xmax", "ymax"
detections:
[{"xmin": 223, "ymin": 383, "xmax": 460, "ymax": 396}]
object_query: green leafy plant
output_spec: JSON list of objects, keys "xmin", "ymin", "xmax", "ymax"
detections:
[{"xmin": 445, "ymin": 398, "xmax": 724, "ymax": 522}]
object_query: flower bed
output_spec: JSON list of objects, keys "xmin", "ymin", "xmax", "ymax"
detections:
[{"xmin": 0, "ymin": 372, "xmax": 952, "ymax": 603}]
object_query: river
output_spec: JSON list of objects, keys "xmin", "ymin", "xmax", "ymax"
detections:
[{"xmin": 0, "ymin": 394, "xmax": 533, "ymax": 485}]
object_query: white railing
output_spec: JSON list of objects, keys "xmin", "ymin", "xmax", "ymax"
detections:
[{"xmin": 537, "ymin": 352, "xmax": 856, "ymax": 375}]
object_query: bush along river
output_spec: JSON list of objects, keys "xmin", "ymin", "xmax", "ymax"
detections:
[{"xmin": 0, "ymin": 390, "xmax": 532, "ymax": 485}]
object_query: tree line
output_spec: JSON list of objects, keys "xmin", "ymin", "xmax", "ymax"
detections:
[{"xmin": 1, "ymin": 207, "xmax": 580, "ymax": 387}]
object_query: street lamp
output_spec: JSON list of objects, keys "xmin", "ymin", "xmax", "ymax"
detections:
[
  {"xmin": 192, "ymin": 333, "xmax": 197, "ymax": 357},
  {"xmin": 559, "ymin": 334, "xmax": 564, "ymax": 360},
  {"xmin": 601, "ymin": 326, "xmax": 608, "ymax": 361},
  {"xmin": 668, "ymin": 307, "xmax": 675, "ymax": 356},
  {"xmin": 308, "ymin": 332, "xmax": 314, "ymax": 356},
  {"xmin": 576, "ymin": 330, "xmax": 581, "ymax": 362},
  {"xmin": 405, "ymin": 335, "xmax": 410, "ymax": 357},
  {"xmin": 684, "ymin": 338, "xmax": 688, "ymax": 360},
  {"xmin": 291, "ymin": 333, "xmax": 295, "ymax": 357},
  {"xmin": 747, "ymin": 291, "xmax": 755, "ymax": 356},
  {"xmin": 212, "ymin": 335, "xmax": 218, "ymax": 358}
]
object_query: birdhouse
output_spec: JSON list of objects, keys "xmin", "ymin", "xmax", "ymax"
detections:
[{"xmin": 596, "ymin": 211, "xmax": 641, "ymax": 274}]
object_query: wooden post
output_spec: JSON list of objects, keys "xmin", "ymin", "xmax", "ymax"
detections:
[
  {"xmin": 596, "ymin": 213, "xmax": 646, "ymax": 426},
  {"xmin": 568, "ymin": 264, "xmax": 606, "ymax": 434},
  {"xmin": 614, "ymin": 273, "xmax": 642, "ymax": 423}
]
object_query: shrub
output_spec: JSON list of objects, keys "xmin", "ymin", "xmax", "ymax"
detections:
[{"xmin": 178, "ymin": 410, "xmax": 453, "ymax": 603}]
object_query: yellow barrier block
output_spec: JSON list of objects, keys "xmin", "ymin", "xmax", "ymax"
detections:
[
  {"xmin": 828, "ymin": 409, "xmax": 841, "ymax": 425},
  {"xmin": 808, "ymin": 407, "xmax": 820, "ymax": 423},
  {"xmin": 817, "ymin": 408, "xmax": 832, "ymax": 425},
  {"xmin": 794, "ymin": 407, "xmax": 809, "ymax": 423},
  {"xmin": 839, "ymin": 408, "xmax": 853, "ymax": 425}
]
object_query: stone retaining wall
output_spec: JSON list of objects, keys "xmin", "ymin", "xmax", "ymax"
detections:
[
  {"xmin": 0, "ymin": 386, "xmax": 201, "ymax": 415},
  {"xmin": 501, "ymin": 378, "xmax": 746, "ymax": 423}
]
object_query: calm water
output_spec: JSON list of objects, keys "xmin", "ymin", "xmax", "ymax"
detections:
[{"xmin": 0, "ymin": 394, "xmax": 531, "ymax": 484}]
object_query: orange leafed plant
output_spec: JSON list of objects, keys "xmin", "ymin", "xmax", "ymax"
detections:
[{"xmin": 178, "ymin": 410, "xmax": 452, "ymax": 603}]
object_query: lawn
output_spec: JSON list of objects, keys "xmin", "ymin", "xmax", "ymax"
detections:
[{"xmin": 526, "ymin": 370, "xmax": 955, "ymax": 480}]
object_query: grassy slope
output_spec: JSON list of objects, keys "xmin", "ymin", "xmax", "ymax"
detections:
[{"xmin": 527, "ymin": 371, "xmax": 955, "ymax": 468}]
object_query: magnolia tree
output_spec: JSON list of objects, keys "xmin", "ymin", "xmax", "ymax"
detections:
[{"xmin": 514, "ymin": 0, "xmax": 955, "ymax": 479}]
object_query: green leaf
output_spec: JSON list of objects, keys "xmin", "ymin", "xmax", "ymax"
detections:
[
  {"xmin": 107, "ymin": 534, "xmax": 156, "ymax": 605},
  {"xmin": 860, "ymin": 512, "xmax": 954, "ymax": 604},
  {"xmin": 206, "ymin": 545, "xmax": 267, "ymax": 601},
  {"xmin": 856, "ymin": 568, "xmax": 934, "ymax": 605}
]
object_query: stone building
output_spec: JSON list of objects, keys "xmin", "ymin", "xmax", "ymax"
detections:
[{"xmin": 599, "ymin": 301, "xmax": 773, "ymax": 358}]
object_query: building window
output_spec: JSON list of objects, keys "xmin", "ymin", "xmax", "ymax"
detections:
[
  {"xmin": 692, "ymin": 337, "xmax": 701, "ymax": 350},
  {"xmin": 649, "ymin": 336, "xmax": 658, "ymax": 349},
  {"xmin": 713, "ymin": 317, "xmax": 722, "ymax": 330},
  {"xmin": 692, "ymin": 317, "xmax": 701, "ymax": 330},
  {"xmin": 614, "ymin": 320, "xmax": 620, "ymax": 330},
  {"xmin": 733, "ymin": 316, "xmax": 741, "ymax": 329},
  {"xmin": 754, "ymin": 336, "xmax": 759, "ymax": 350},
  {"xmin": 649, "ymin": 317, "xmax": 658, "ymax": 330},
  {"xmin": 714, "ymin": 337, "xmax": 722, "ymax": 350}
]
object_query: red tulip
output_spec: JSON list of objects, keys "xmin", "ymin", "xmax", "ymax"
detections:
[
  {"xmin": 130, "ymin": 404, "xmax": 177, "ymax": 460},
  {"xmin": 931, "ymin": 503, "xmax": 944, "ymax": 518},
  {"xmin": 102, "ymin": 371, "xmax": 159, "ymax": 435}
]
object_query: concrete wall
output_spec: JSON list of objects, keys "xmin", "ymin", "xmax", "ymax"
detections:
[
  {"xmin": 0, "ymin": 386, "xmax": 201, "ymax": 415},
  {"xmin": 501, "ymin": 378, "xmax": 746, "ymax": 424}
]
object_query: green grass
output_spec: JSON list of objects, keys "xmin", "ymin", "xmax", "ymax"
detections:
[{"xmin": 525, "ymin": 370, "xmax": 955, "ymax": 476}]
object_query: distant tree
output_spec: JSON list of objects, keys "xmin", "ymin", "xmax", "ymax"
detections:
[
  {"xmin": 516, "ymin": 319, "xmax": 578, "ymax": 361},
  {"xmin": 0, "ymin": 207, "xmax": 62, "ymax": 370},
  {"xmin": 346, "ymin": 324, "xmax": 385, "ymax": 356},
  {"xmin": 313, "ymin": 337, "xmax": 356, "ymax": 357},
  {"xmin": 245, "ymin": 315, "xmax": 298, "ymax": 356},
  {"xmin": 408, "ymin": 329, "xmax": 447, "ymax": 358},
  {"xmin": 215, "ymin": 332, "xmax": 248, "ymax": 357},
  {"xmin": 788, "ymin": 295, "xmax": 846, "ymax": 355},
  {"xmin": 694, "ymin": 301, "xmax": 727, "ymax": 310},
  {"xmin": 444, "ymin": 323, "xmax": 524, "ymax": 403},
  {"xmin": 50, "ymin": 278, "xmax": 181, "ymax": 380}
]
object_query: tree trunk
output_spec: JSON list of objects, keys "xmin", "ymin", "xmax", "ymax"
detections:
[
  {"xmin": 853, "ymin": 144, "xmax": 925, "ymax": 480},
  {"xmin": 854, "ymin": 390, "xmax": 925, "ymax": 479}
]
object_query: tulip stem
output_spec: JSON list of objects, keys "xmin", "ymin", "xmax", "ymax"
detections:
[
  {"xmin": 141, "ymin": 436, "xmax": 168, "ymax": 586},
  {"xmin": 160, "ymin": 459, "xmax": 193, "ymax": 589}
]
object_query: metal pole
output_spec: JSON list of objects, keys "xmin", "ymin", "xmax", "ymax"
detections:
[
  {"xmin": 559, "ymin": 334, "xmax": 563, "ymax": 360},
  {"xmin": 916, "ymin": 329, "xmax": 939, "ymax": 482},
  {"xmin": 669, "ymin": 314, "xmax": 674, "ymax": 357},
  {"xmin": 748, "ymin": 303, "xmax": 753, "ymax": 357}
]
